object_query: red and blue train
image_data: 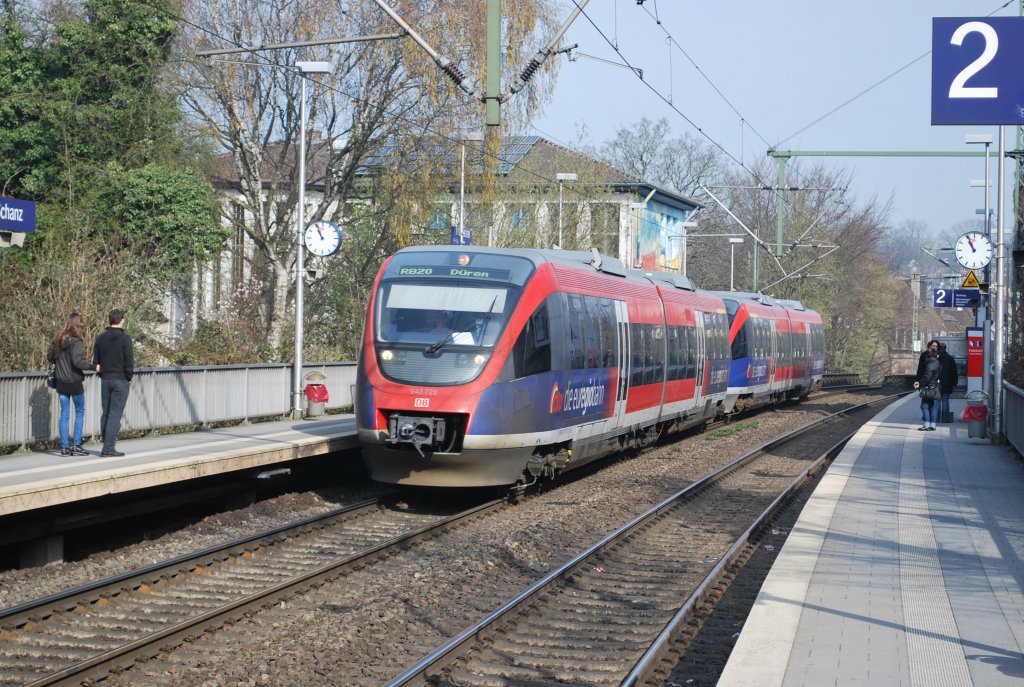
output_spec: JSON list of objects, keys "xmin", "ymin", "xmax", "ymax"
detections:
[{"xmin": 355, "ymin": 246, "xmax": 825, "ymax": 488}]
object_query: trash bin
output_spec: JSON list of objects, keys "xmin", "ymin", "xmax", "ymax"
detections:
[
  {"xmin": 303, "ymin": 371, "xmax": 329, "ymax": 418},
  {"xmin": 963, "ymin": 390, "xmax": 989, "ymax": 439}
]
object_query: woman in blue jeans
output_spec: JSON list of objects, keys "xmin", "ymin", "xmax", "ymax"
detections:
[
  {"xmin": 47, "ymin": 312, "xmax": 98, "ymax": 456},
  {"xmin": 914, "ymin": 343, "xmax": 941, "ymax": 431}
]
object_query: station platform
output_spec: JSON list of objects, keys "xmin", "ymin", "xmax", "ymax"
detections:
[
  {"xmin": 0, "ymin": 415, "xmax": 357, "ymax": 517},
  {"xmin": 719, "ymin": 394, "xmax": 1024, "ymax": 686}
]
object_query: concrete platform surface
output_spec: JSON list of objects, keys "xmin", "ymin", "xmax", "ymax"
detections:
[
  {"xmin": 719, "ymin": 394, "xmax": 1024, "ymax": 686},
  {"xmin": 0, "ymin": 416, "xmax": 356, "ymax": 516}
]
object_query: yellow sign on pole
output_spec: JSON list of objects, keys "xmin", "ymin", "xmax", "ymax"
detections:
[{"xmin": 962, "ymin": 270, "xmax": 981, "ymax": 288}]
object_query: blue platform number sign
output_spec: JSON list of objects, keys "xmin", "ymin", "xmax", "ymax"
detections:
[
  {"xmin": 932, "ymin": 18, "xmax": 1024, "ymax": 125},
  {"xmin": 0, "ymin": 197, "xmax": 36, "ymax": 233},
  {"xmin": 934, "ymin": 288, "xmax": 982, "ymax": 308}
]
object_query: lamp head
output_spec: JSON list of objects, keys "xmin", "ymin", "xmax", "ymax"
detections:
[{"xmin": 296, "ymin": 61, "xmax": 332, "ymax": 74}]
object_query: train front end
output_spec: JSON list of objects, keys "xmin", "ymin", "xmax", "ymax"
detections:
[{"xmin": 355, "ymin": 248, "xmax": 535, "ymax": 487}]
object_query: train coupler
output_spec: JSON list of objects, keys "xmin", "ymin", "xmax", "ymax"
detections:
[{"xmin": 386, "ymin": 414, "xmax": 447, "ymax": 458}]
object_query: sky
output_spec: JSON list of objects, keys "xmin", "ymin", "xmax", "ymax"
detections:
[{"xmin": 530, "ymin": 1, "xmax": 1020, "ymax": 246}]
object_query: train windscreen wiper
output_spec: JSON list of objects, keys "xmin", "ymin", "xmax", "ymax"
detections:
[
  {"xmin": 426, "ymin": 328, "xmax": 466, "ymax": 355},
  {"xmin": 425, "ymin": 296, "xmax": 498, "ymax": 355}
]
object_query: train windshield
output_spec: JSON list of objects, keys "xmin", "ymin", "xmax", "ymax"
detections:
[
  {"xmin": 372, "ymin": 251, "xmax": 532, "ymax": 385},
  {"xmin": 377, "ymin": 283, "xmax": 511, "ymax": 348}
]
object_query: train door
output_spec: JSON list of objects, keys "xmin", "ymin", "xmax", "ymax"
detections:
[
  {"xmin": 694, "ymin": 311, "xmax": 706, "ymax": 394},
  {"xmin": 613, "ymin": 300, "xmax": 630, "ymax": 426}
]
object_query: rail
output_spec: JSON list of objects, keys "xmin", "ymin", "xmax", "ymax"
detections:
[{"xmin": 0, "ymin": 362, "xmax": 356, "ymax": 451}]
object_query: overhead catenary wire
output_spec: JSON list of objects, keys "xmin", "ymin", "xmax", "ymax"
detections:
[
  {"xmin": 146, "ymin": 4, "xmax": 597, "ymax": 190},
  {"xmin": 141, "ymin": 0, "xmax": 822, "ymax": 252},
  {"xmin": 566, "ymin": 0, "xmax": 842, "ymax": 247},
  {"xmin": 778, "ymin": 0, "xmax": 1016, "ymax": 146}
]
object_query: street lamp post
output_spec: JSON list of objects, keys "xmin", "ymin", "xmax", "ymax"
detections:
[
  {"xmin": 678, "ymin": 220, "xmax": 697, "ymax": 275},
  {"xmin": 555, "ymin": 172, "xmax": 577, "ymax": 248},
  {"xmin": 729, "ymin": 237, "xmax": 744, "ymax": 291},
  {"xmin": 459, "ymin": 131, "xmax": 484, "ymax": 244},
  {"xmin": 292, "ymin": 60, "xmax": 332, "ymax": 419}
]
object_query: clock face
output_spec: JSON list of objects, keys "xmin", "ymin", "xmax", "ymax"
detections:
[
  {"xmin": 954, "ymin": 232, "xmax": 993, "ymax": 269},
  {"xmin": 304, "ymin": 221, "xmax": 342, "ymax": 257}
]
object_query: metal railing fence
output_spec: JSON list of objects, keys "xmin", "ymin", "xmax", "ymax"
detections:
[
  {"xmin": 1002, "ymin": 382, "xmax": 1024, "ymax": 457},
  {"xmin": 0, "ymin": 362, "xmax": 356, "ymax": 450}
]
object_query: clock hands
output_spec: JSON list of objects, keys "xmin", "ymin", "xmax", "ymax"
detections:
[{"xmin": 966, "ymin": 236, "xmax": 976, "ymax": 252}]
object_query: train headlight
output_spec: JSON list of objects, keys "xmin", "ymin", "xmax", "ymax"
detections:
[
  {"xmin": 380, "ymin": 349, "xmax": 394, "ymax": 361},
  {"xmin": 474, "ymin": 354, "xmax": 486, "ymax": 365}
]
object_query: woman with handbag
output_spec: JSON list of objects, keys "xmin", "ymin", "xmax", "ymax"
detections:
[
  {"xmin": 914, "ymin": 342, "xmax": 941, "ymax": 431},
  {"xmin": 47, "ymin": 311, "xmax": 98, "ymax": 456}
]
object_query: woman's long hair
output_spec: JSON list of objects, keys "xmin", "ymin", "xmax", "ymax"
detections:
[{"xmin": 50, "ymin": 312, "xmax": 85, "ymax": 360}]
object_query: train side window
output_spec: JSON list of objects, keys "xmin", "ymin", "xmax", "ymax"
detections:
[
  {"xmin": 666, "ymin": 327, "xmax": 680, "ymax": 381},
  {"xmin": 716, "ymin": 315, "xmax": 724, "ymax": 360},
  {"xmin": 502, "ymin": 302, "xmax": 551, "ymax": 380},
  {"xmin": 706, "ymin": 316, "xmax": 716, "ymax": 360},
  {"xmin": 652, "ymin": 325, "xmax": 665, "ymax": 383},
  {"xmin": 718, "ymin": 315, "xmax": 727, "ymax": 359},
  {"xmin": 630, "ymin": 325, "xmax": 644, "ymax": 387},
  {"xmin": 732, "ymin": 320, "xmax": 746, "ymax": 359},
  {"xmin": 568, "ymin": 294, "xmax": 585, "ymax": 370},
  {"xmin": 583, "ymin": 296, "xmax": 600, "ymax": 368},
  {"xmin": 596, "ymin": 298, "xmax": 617, "ymax": 367},
  {"xmin": 642, "ymin": 325, "xmax": 653, "ymax": 386},
  {"xmin": 706, "ymin": 314, "xmax": 717, "ymax": 360},
  {"xmin": 687, "ymin": 326, "xmax": 696, "ymax": 377},
  {"xmin": 716, "ymin": 314, "xmax": 725, "ymax": 359}
]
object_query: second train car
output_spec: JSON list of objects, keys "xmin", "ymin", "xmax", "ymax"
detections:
[{"xmin": 355, "ymin": 246, "xmax": 824, "ymax": 489}]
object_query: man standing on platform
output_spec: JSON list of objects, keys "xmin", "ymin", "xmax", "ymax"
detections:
[
  {"xmin": 937, "ymin": 342, "xmax": 958, "ymax": 422},
  {"xmin": 93, "ymin": 309, "xmax": 134, "ymax": 457}
]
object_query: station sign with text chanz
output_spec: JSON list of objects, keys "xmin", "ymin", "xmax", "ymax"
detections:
[
  {"xmin": 0, "ymin": 197, "xmax": 36, "ymax": 233},
  {"xmin": 932, "ymin": 18, "xmax": 1024, "ymax": 125}
]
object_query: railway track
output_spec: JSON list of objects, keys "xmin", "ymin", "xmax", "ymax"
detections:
[
  {"xmin": 0, "ymin": 497, "xmax": 504, "ymax": 687},
  {"xmin": 0, "ymin": 387, "xmax": 893, "ymax": 686},
  {"xmin": 387, "ymin": 391, "xmax": 902, "ymax": 686}
]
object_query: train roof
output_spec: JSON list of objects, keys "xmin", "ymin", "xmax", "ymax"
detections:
[
  {"xmin": 774, "ymin": 298, "xmax": 807, "ymax": 311},
  {"xmin": 709, "ymin": 291, "xmax": 784, "ymax": 308},
  {"xmin": 627, "ymin": 270, "xmax": 696, "ymax": 292}
]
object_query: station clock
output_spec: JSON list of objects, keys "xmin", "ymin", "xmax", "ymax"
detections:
[
  {"xmin": 954, "ymin": 231, "xmax": 993, "ymax": 270},
  {"xmin": 303, "ymin": 221, "xmax": 343, "ymax": 258}
]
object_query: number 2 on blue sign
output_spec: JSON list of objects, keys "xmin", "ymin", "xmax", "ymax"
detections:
[
  {"xmin": 935, "ymin": 289, "xmax": 950, "ymax": 307},
  {"xmin": 949, "ymin": 22, "xmax": 998, "ymax": 99}
]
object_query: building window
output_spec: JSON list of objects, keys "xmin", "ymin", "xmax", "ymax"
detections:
[
  {"xmin": 509, "ymin": 205, "xmax": 531, "ymax": 231},
  {"xmin": 428, "ymin": 206, "xmax": 451, "ymax": 231},
  {"xmin": 231, "ymin": 204, "xmax": 246, "ymax": 292}
]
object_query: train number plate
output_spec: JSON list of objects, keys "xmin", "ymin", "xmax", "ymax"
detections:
[{"xmin": 414, "ymin": 398, "xmax": 430, "ymax": 408}]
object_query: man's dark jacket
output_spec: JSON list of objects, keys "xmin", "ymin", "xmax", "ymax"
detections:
[
  {"xmin": 938, "ymin": 350, "xmax": 958, "ymax": 393},
  {"xmin": 93, "ymin": 327, "xmax": 134, "ymax": 381}
]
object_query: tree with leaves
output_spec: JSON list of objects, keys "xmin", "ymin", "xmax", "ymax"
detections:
[
  {"xmin": 174, "ymin": 0, "xmax": 563, "ymax": 357},
  {"xmin": 0, "ymin": 0, "xmax": 225, "ymax": 371}
]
